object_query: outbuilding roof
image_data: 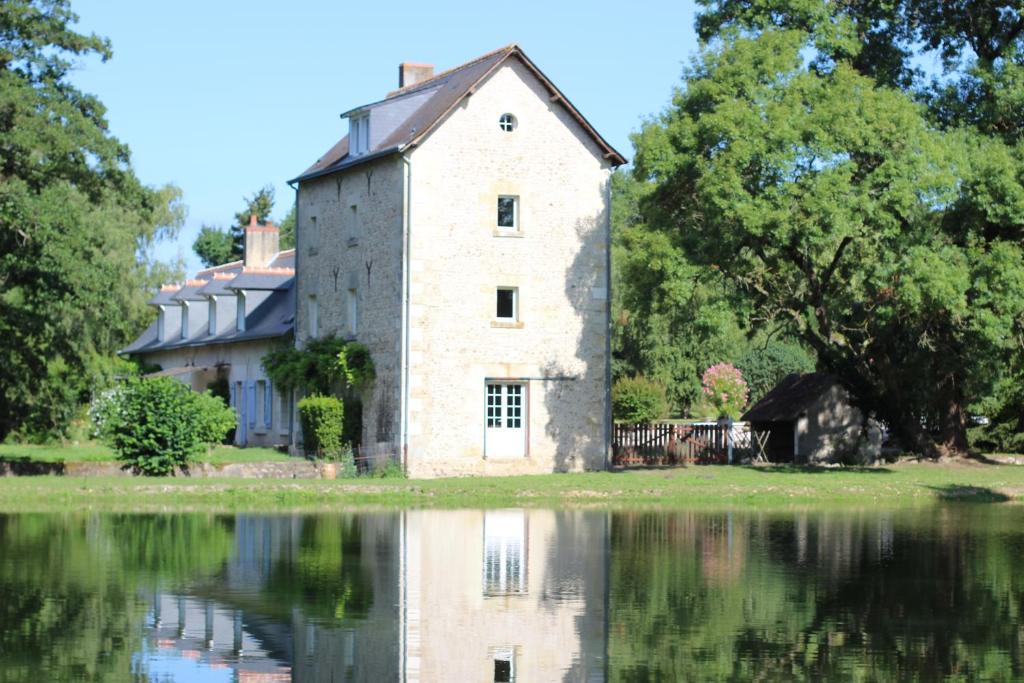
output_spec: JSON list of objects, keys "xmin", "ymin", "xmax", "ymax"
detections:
[
  {"xmin": 742, "ymin": 373, "xmax": 841, "ymax": 422},
  {"xmin": 291, "ymin": 44, "xmax": 626, "ymax": 183}
]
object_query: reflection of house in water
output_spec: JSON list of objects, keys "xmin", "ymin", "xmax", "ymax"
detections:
[
  {"xmin": 136, "ymin": 511, "xmax": 608, "ymax": 682},
  {"xmin": 142, "ymin": 593, "xmax": 292, "ymax": 681},
  {"xmin": 400, "ymin": 509, "xmax": 609, "ymax": 682}
]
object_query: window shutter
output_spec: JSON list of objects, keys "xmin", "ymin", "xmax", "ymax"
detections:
[
  {"xmin": 248, "ymin": 382, "xmax": 256, "ymax": 427},
  {"xmin": 264, "ymin": 382, "xmax": 273, "ymax": 427}
]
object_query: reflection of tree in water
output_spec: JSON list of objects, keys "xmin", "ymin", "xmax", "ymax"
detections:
[
  {"xmin": 265, "ymin": 515, "xmax": 374, "ymax": 623},
  {"xmin": 609, "ymin": 509, "xmax": 1024, "ymax": 681},
  {"xmin": 0, "ymin": 513, "xmax": 236, "ymax": 681},
  {"xmin": 107, "ymin": 513, "xmax": 235, "ymax": 585}
]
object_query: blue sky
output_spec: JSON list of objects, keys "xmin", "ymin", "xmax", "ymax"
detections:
[{"xmin": 70, "ymin": 0, "xmax": 700, "ymax": 274}]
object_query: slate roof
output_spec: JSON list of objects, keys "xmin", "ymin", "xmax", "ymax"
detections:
[
  {"xmin": 122, "ymin": 250, "xmax": 296, "ymax": 356},
  {"xmin": 228, "ymin": 270, "xmax": 295, "ymax": 291},
  {"xmin": 291, "ymin": 44, "xmax": 626, "ymax": 183},
  {"xmin": 742, "ymin": 373, "xmax": 840, "ymax": 422}
]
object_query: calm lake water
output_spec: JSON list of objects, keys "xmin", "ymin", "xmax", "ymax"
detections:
[{"xmin": 1, "ymin": 506, "xmax": 1022, "ymax": 682}]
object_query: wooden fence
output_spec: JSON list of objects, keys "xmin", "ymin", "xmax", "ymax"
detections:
[{"xmin": 612, "ymin": 422, "xmax": 738, "ymax": 467}]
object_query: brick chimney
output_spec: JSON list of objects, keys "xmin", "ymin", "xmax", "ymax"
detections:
[
  {"xmin": 399, "ymin": 62, "xmax": 434, "ymax": 88},
  {"xmin": 243, "ymin": 214, "xmax": 280, "ymax": 269}
]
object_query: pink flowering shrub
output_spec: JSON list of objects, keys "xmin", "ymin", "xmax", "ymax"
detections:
[{"xmin": 701, "ymin": 363, "xmax": 749, "ymax": 419}]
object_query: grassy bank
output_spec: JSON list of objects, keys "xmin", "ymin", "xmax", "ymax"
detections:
[
  {"xmin": 0, "ymin": 442, "xmax": 290, "ymax": 465},
  {"xmin": 0, "ymin": 461, "xmax": 1022, "ymax": 512}
]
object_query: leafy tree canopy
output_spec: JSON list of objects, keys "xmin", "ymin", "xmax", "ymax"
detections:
[
  {"xmin": 634, "ymin": 27, "xmax": 1024, "ymax": 455},
  {"xmin": 0, "ymin": 0, "xmax": 184, "ymax": 440}
]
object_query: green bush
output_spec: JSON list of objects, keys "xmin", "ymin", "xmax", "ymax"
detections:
[
  {"xmin": 298, "ymin": 395, "xmax": 344, "ymax": 459},
  {"xmin": 192, "ymin": 391, "xmax": 237, "ymax": 446},
  {"xmin": 612, "ymin": 376, "xmax": 669, "ymax": 424},
  {"xmin": 94, "ymin": 378, "xmax": 234, "ymax": 475}
]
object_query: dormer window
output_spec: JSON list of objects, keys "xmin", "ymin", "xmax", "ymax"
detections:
[
  {"xmin": 157, "ymin": 306, "xmax": 166, "ymax": 342},
  {"xmin": 180, "ymin": 302, "xmax": 189, "ymax": 340},
  {"xmin": 208, "ymin": 296, "xmax": 217, "ymax": 335},
  {"xmin": 350, "ymin": 114, "xmax": 370, "ymax": 156},
  {"xmin": 236, "ymin": 292, "xmax": 246, "ymax": 332}
]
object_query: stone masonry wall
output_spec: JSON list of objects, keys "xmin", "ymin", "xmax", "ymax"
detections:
[
  {"xmin": 405, "ymin": 59, "xmax": 612, "ymax": 477},
  {"xmin": 295, "ymin": 155, "xmax": 405, "ymax": 455}
]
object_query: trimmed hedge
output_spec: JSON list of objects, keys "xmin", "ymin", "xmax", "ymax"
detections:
[
  {"xmin": 298, "ymin": 395, "xmax": 344, "ymax": 459},
  {"xmin": 612, "ymin": 376, "xmax": 669, "ymax": 424}
]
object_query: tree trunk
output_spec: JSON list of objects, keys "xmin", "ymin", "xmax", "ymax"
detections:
[{"xmin": 937, "ymin": 394, "xmax": 970, "ymax": 457}]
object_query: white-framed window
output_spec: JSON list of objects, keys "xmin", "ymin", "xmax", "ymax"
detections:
[
  {"xmin": 350, "ymin": 114, "xmax": 370, "ymax": 156},
  {"xmin": 486, "ymin": 383, "xmax": 524, "ymax": 429},
  {"xmin": 496, "ymin": 287, "xmax": 517, "ymax": 321},
  {"xmin": 308, "ymin": 295, "xmax": 319, "ymax": 338},
  {"xmin": 157, "ymin": 306, "xmax": 166, "ymax": 342},
  {"xmin": 236, "ymin": 292, "xmax": 246, "ymax": 331},
  {"xmin": 483, "ymin": 510, "xmax": 528, "ymax": 596},
  {"xmin": 347, "ymin": 288, "xmax": 358, "ymax": 336},
  {"xmin": 180, "ymin": 302, "xmax": 189, "ymax": 340},
  {"xmin": 497, "ymin": 196, "xmax": 518, "ymax": 231},
  {"xmin": 208, "ymin": 296, "xmax": 217, "ymax": 335},
  {"xmin": 498, "ymin": 113, "xmax": 517, "ymax": 132}
]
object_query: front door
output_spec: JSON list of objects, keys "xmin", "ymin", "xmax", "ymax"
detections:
[{"xmin": 485, "ymin": 382, "xmax": 526, "ymax": 458}]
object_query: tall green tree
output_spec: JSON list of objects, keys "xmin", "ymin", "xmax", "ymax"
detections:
[
  {"xmin": 0, "ymin": 0, "xmax": 184, "ymax": 440},
  {"xmin": 634, "ymin": 28, "xmax": 1024, "ymax": 455},
  {"xmin": 689, "ymin": 2, "xmax": 1024, "ymax": 450},
  {"xmin": 192, "ymin": 184, "xmax": 282, "ymax": 267},
  {"xmin": 612, "ymin": 170, "xmax": 749, "ymax": 414}
]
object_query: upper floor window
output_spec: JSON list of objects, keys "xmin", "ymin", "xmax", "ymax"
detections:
[
  {"xmin": 499, "ymin": 113, "xmax": 517, "ymax": 132},
  {"xmin": 350, "ymin": 114, "xmax": 370, "ymax": 156},
  {"xmin": 497, "ymin": 196, "xmax": 518, "ymax": 231},
  {"xmin": 236, "ymin": 292, "xmax": 246, "ymax": 332},
  {"xmin": 496, "ymin": 287, "xmax": 517, "ymax": 321},
  {"xmin": 307, "ymin": 215, "xmax": 319, "ymax": 254},
  {"xmin": 349, "ymin": 204, "xmax": 360, "ymax": 245}
]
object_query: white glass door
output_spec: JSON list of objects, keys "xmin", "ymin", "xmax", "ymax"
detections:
[{"xmin": 485, "ymin": 382, "xmax": 526, "ymax": 458}]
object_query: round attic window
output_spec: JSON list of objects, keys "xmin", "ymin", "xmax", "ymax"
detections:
[{"xmin": 499, "ymin": 113, "xmax": 517, "ymax": 132}]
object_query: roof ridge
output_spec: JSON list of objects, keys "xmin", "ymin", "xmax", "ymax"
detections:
[
  {"xmin": 385, "ymin": 43, "xmax": 518, "ymax": 99},
  {"xmin": 241, "ymin": 266, "xmax": 296, "ymax": 275},
  {"xmin": 196, "ymin": 259, "xmax": 243, "ymax": 276}
]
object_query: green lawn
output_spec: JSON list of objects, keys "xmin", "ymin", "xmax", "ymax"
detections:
[
  {"xmin": 0, "ymin": 461, "xmax": 1021, "ymax": 512},
  {"xmin": 0, "ymin": 442, "xmax": 291, "ymax": 465}
]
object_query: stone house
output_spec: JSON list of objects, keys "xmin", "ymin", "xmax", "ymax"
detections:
[
  {"xmin": 742, "ymin": 373, "xmax": 882, "ymax": 463},
  {"xmin": 122, "ymin": 217, "xmax": 295, "ymax": 448},
  {"xmin": 289, "ymin": 45, "xmax": 626, "ymax": 477}
]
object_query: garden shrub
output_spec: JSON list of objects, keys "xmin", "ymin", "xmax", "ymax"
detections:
[
  {"xmin": 298, "ymin": 395, "xmax": 344, "ymax": 458},
  {"xmin": 192, "ymin": 390, "xmax": 237, "ymax": 446},
  {"xmin": 612, "ymin": 376, "xmax": 669, "ymax": 423},
  {"xmin": 94, "ymin": 377, "xmax": 234, "ymax": 475}
]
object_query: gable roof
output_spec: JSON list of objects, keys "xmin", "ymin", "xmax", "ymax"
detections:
[
  {"xmin": 291, "ymin": 44, "xmax": 626, "ymax": 183},
  {"xmin": 742, "ymin": 373, "xmax": 841, "ymax": 422}
]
